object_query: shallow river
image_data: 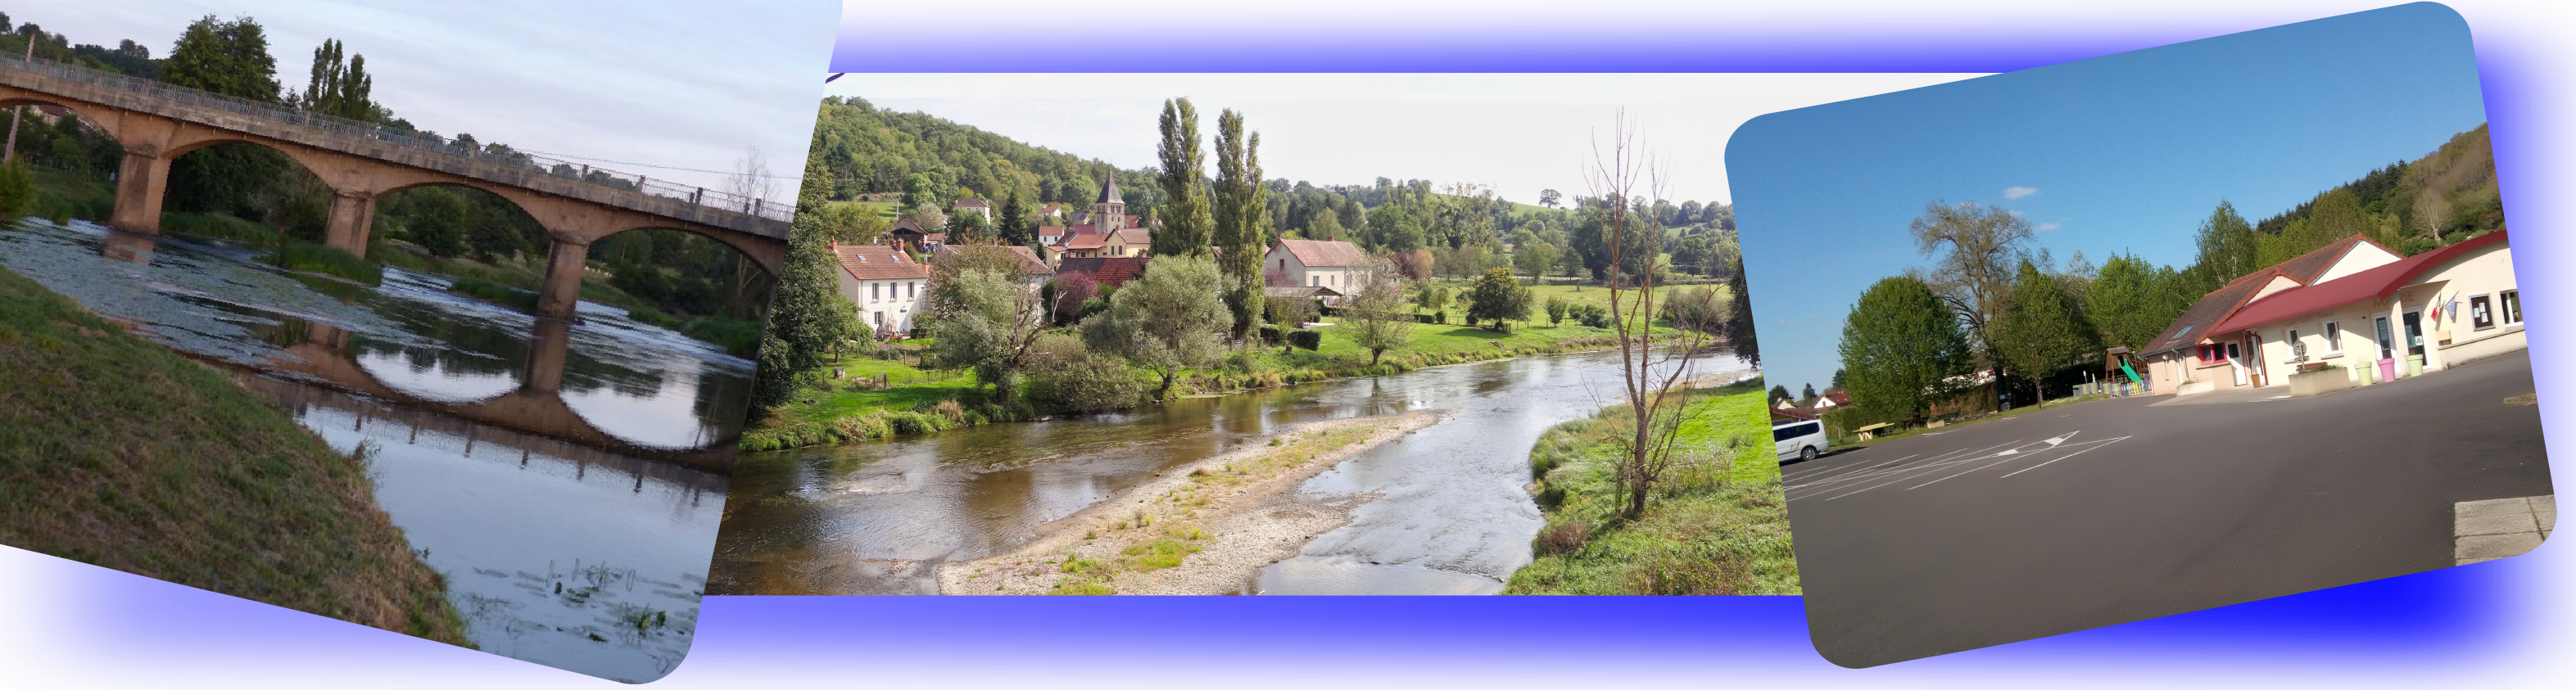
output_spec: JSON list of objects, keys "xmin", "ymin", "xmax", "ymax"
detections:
[
  {"xmin": 1, "ymin": 218, "xmax": 745, "ymax": 682},
  {"xmin": 709, "ymin": 342, "xmax": 1753, "ymax": 595}
]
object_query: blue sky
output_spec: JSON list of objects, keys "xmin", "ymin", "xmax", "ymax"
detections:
[{"xmin": 1727, "ymin": 2, "xmax": 2488, "ymax": 397}]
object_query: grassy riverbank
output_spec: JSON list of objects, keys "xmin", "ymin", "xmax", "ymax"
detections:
[
  {"xmin": 0, "ymin": 265, "xmax": 471, "ymax": 645},
  {"xmin": 739, "ymin": 317, "xmax": 1674, "ymax": 453},
  {"xmin": 1502, "ymin": 383, "xmax": 1800, "ymax": 595}
]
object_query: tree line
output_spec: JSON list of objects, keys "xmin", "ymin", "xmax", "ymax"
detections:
[{"xmin": 1832, "ymin": 124, "xmax": 2504, "ymax": 429}]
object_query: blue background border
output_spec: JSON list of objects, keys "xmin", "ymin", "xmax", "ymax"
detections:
[{"xmin": 7, "ymin": 1, "xmax": 2573, "ymax": 686}]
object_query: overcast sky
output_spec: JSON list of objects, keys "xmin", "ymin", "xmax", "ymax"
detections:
[
  {"xmin": 826, "ymin": 74, "xmax": 1976, "ymax": 208},
  {"xmin": 23, "ymin": 0, "xmax": 838, "ymax": 201}
]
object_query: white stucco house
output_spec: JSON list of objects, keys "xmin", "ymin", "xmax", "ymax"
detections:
[
  {"xmin": 830, "ymin": 241, "xmax": 932, "ymax": 336},
  {"xmin": 1263, "ymin": 238, "xmax": 1368, "ymax": 294}
]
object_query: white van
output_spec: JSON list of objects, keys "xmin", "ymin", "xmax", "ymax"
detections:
[{"xmin": 1774, "ymin": 419, "xmax": 1829, "ymax": 462}]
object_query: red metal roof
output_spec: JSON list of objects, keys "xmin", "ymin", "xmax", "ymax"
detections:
[
  {"xmin": 2209, "ymin": 230, "xmax": 2508, "ymax": 335},
  {"xmin": 2139, "ymin": 234, "xmax": 2394, "ymax": 356}
]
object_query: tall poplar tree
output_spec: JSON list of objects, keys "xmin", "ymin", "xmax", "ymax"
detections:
[
  {"xmin": 1152, "ymin": 97, "xmax": 1215, "ymax": 257},
  {"xmin": 1212, "ymin": 108, "xmax": 1268, "ymax": 339},
  {"xmin": 304, "ymin": 38, "xmax": 377, "ymax": 120},
  {"xmin": 749, "ymin": 156, "xmax": 848, "ymax": 415}
]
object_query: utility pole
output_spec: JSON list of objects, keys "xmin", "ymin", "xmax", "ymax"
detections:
[{"xmin": 5, "ymin": 31, "xmax": 33, "ymax": 163}]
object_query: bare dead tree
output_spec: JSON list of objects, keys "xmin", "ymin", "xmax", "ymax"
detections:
[
  {"xmin": 1583, "ymin": 109, "xmax": 1722, "ymax": 521},
  {"xmin": 724, "ymin": 148, "xmax": 781, "ymax": 318}
]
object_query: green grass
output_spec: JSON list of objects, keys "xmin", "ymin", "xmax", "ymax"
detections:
[
  {"xmin": 263, "ymin": 242, "xmax": 383, "ymax": 286},
  {"xmin": 828, "ymin": 200, "xmax": 903, "ymax": 219},
  {"xmin": 28, "ymin": 165, "xmax": 115, "ymax": 222},
  {"xmin": 627, "ymin": 307, "xmax": 762, "ymax": 358},
  {"xmin": 446, "ymin": 275, "xmax": 539, "ymax": 313},
  {"xmin": 1502, "ymin": 384, "xmax": 1799, "ymax": 595},
  {"xmin": 160, "ymin": 211, "xmax": 289, "ymax": 246},
  {"xmin": 375, "ymin": 241, "xmax": 645, "ymax": 309},
  {"xmin": 0, "ymin": 265, "xmax": 469, "ymax": 644},
  {"xmin": 736, "ymin": 352, "xmax": 996, "ymax": 451}
]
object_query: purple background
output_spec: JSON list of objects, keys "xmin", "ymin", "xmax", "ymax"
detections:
[{"xmin": 8, "ymin": 1, "xmax": 2576, "ymax": 686}]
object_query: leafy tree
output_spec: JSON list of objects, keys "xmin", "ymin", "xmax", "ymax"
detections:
[
  {"xmin": 1082, "ymin": 254, "xmax": 1229, "ymax": 401},
  {"xmin": 1544, "ymin": 296, "xmax": 1569, "ymax": 326},
  {"xmin": 1514, "ymin": 242, "xmax": 1559, "ymax": 286},
  {"xmin": 2085, "ymin": 252, "xmax": 2184, "ymax": 351},
  {"xmin": 926, "ymin": 247, "xmax": 1048, "ymax": 402},
  {"xmin": 1801, "ymin": 383, "xmax": 1818, "ymax": 401},
  {"xmin": 1152, "ymin": 98, "xmax": 1216, "ymax": 257},
  {"xmin": 1831, "ymin": 368, "xmax": 1847, "ymax": 390},
  {"xmin": 1211, "ymin": 108, "xmax": 1268, "ymax": 340},
  {"xmin": 1343, "ymin": 258, "xmax": 1415, "ymax": 366},
  {"xmin": 749, "ymin": 156, "xmax": 845, "ymax": 415},
  {"xmin": 1465, "ymin": 266, "xmax": 1531, "ymax": 331},
  {"xmin": 1909, "ymin": 199, "xmax": 2034, "ymax": 369},
  {"xmin": 162, "ymin": 16, "xmax": 280, "ymax": 101},
  {"xmin": 1538, "ymin": 188, "xmax": 1561, "ymax": 208},
  {"xmin": 941, "ymin": 210, "xmax": 989, "ymax": 245},
  {"xmin": 1770, "ymin": 385, "xmax": 1792, "ymax": 405},
  {"xmin": 1838, "ymin": 276, "xmax": 1972, "ymax": 426},
  {"xmin": 1990, "ymin": 259, "xmax": 2098, "ymax": 408},
  {"xmin": 1048, "ymin": 273, "xmax": 1100, "ymax": 326},
  {"xmin": 2190, "ymin": 201, "xmax": 2260, "ymax": 282}
]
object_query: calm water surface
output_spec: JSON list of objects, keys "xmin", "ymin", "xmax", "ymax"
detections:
[{"xmin": 710, "ymin": 342, "xmax": 1753, "ymax": 595}]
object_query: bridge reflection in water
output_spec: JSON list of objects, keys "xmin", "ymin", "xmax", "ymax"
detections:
[{"xmin": 265, "ymin": 317, "xmax": 741, "ymax": 471}]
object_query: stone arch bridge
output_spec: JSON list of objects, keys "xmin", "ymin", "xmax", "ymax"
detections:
[{"xmin": 2, "ymin": 53, "xmax": 790, "ymax": 322}]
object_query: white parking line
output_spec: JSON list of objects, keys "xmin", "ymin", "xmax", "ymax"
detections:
[
  {"xmin": 1999, "ymin": 437, "xmax": 2134, "ymax": 477},
  {"xmin": 1783, "ymin": 431, "xmax": 2137, "ymax": 500}
]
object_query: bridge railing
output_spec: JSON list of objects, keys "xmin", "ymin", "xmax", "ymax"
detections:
[{"xmin": 1, "ymin": 53, "xmax": 794, "ymax": 223}]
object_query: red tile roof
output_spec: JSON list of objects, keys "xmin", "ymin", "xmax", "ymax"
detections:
[
  {"xmin": 1273, "ymin": 238, "xmax": 1368, "ymax": 268},
  {"xmin": 831, "ymin": 242, "xmax": 930, "ymax": 281},
  {"xmin": 1063, "ymin": 232, "xmax": 1108, "ymax": 250},
  {"xmin": 1056, "ymin": 256, "xmax": 1151, "ymax": 287},
  {"xmin": 1112, "ymin": 228, "xmax": 1149, "ymax": 246},
  {"xmin": 2211, "ymin": 231, "xmax": 2507, "ymax": 335}
]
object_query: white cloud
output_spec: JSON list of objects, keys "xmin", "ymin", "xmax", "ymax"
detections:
[
  {"xmin": 2003, "ymin": 186, "xmax": 2039, "ymax": 199},
  {"xmin": 2036, "ymin": 223, "xmax": 2062, "ymax": 232}
]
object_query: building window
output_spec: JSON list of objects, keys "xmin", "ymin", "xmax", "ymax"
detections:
[
  {"xmin": 2289, "ymin": 329, "xmax": 2305, "ymax": 359},
  {"xmin": 1310, "ymin": 275, "xmax": 1318, "ymax": 287},
  {"xmin": 2325, "ymin": 322, "xmax": 2341, "ymax": 354},
  {"xmin": 908, "ymin": 282, "xmax": 917, "ymax": 299},
  {"xmin": 2470, "ymin": 294, "xmax": 2494, "ymax": 331},
  {"xmin": 2501, "ymin": 290, "xmax": 2522, "ymax": 326},
  {"xmin": 871, "ymin": 283, "xmax": 881, "ymax": 300}
]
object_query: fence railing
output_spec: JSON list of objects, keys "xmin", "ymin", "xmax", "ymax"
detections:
[{"xmin": 1, "ymin": 52, "xmax": 791, "ymax": 223}]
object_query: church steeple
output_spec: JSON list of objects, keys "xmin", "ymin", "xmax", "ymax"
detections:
[{"xmin": 1093, "ymin": 170, "xmax": 1126, "ymax": 230}]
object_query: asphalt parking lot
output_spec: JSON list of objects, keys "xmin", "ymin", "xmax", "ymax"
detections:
[{"xmin": 1786, "ymin": 350, "xmax": 2554, "ymax": 668}]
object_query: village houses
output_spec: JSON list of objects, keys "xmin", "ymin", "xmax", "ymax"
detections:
[
  {"xmin": 1263, "ymin": 237, "xmax": 1368, "ymax": 296},
  {"xmin": 829, "ymin": 241, "xmax": 931, "ymax": 336},
  {"xmin": 2139, "ymin": 231, "xmax": 2520, "ymax": 395}
]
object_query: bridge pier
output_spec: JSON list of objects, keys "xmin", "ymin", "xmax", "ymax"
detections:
[
  {"xmin": 523, "ymin": 316, "xmax": 572, "ymax": 395},
  {"xmin": 322, "ymin": 190, "xmax": 376, "ymax": 256},
  {"xmin": 110, "ymin": 146, "xmax": 170, "ymax": 234},
  {"xmin": 535, "ymin": 237, "xmax": 592, "ymax": 322}
]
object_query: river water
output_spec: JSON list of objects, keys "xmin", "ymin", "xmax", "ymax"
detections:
[
  {"xmin": 1, "ymin": 218, "xmax": 745, "ymax": 682},
  {"xmin": 709, "ymin": 341, "xmax": 1754, "ymax": 595}
]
